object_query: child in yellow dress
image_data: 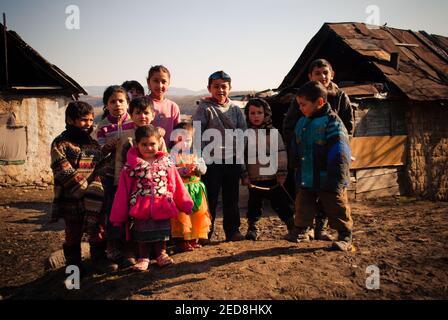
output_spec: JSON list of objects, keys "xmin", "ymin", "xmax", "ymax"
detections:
[{"xmin": 170, "ymin": 122, "xmax": 212, "ymax": 251}]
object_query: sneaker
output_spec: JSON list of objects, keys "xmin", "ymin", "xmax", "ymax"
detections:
[
  {"xmin": 331, "ymin": 231, "xmax": 353, "ymax": 252},
  {"xmin": 285, "ymin": 227, "xmax": 314, "ymax": 243},
  {"xmin": 315, "ymin": 229, "xmax": 334, "ymax": 241},
  {"xmin": 227, "ymin": 231, "xmax": 245, "ymax": 242}
]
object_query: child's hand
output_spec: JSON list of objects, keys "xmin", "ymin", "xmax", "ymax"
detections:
[
  {"xmin": 277, "ymin": 175, "xmax": 287, "ymax": 186},
  {"xmin": 241, "ymin": 177, "xmax": 250, "ymax": 186},
  {"xmin": 104, "ymin": 137, "xmax": 119, "ymax": 151},
  {"xmin": 178, "ymin": 166, "xmax": 191, "ymax": 176}
]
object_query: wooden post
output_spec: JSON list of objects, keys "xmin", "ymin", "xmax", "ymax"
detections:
[{"xmin": 3, "ymin": 13, "xmax": 8, "ymax": 88}]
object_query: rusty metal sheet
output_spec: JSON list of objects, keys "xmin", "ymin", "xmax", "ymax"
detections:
[{"xmin": 340, "ymin": 84, "xmax": 380, "ymax": 96}]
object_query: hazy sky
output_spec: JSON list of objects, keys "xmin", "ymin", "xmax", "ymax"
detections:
[{"xmin": 1, "ymin": 0, "xmax": 447, "ymax": 92}]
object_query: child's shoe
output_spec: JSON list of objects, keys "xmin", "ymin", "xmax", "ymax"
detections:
[
  {"xmin": 176, "ymin": 240, "xmax": 194, "ymax": 252},
  {"xmin": 227, "ymin": 231, "xmax": 245, "ymax": 242},
  {"xmin": 156, "ymin": 251, "xmax": 174, "ymax": 267},
  {"xmin": 90, "ymin": 242, "xmax": 119, "ymax": 273},
  {"xmin": 331, "ymin": 231, "xmax": 353, "ymax": 252},
  {"xmin": 285, "ymin": 227, "xmax": 314, "ymax": 243},
  {"xmin": 245, "ymin": 220, "xmax": 259, "ymax": 241},
  {"xmin": 189, "ymin": 239, "xmax": 202, "ymax": 249},
  {"xmin": 132, "ymin": 258, "xmax": 150, "ymax": 272}
]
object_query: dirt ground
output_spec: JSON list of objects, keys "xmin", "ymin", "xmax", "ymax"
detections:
[{"xmin": 0, "ymin": 186, "xmax": 447, "ymax": 300}]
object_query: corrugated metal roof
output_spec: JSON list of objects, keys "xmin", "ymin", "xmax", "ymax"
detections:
[{"xmin": 279, "ymin": 22, "xmax": 448, "ymax": 101}]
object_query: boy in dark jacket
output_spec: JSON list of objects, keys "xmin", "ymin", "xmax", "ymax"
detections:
[
  {"xmin": 287, "ymin": 81, "xmax": 353, "ymax": 252},
  {"xmin": 50, "ymin": 101, "xmax": 113, "ymax": 274}
]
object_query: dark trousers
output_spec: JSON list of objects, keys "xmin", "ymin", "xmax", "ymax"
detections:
[
  {"xmin": 247, "ymin": 179, "xmax": 294, "ymax": 223},
  {"xmin": 64, "ymin": 215, "xmax": 105, "ymax": 246},
  {"xmin": 104, "ymin": 176, "xmax": 125, "ymax": 240},
  {"xmin": 295, "ymin": 188, "xmax": 353, "ymax": 233},
  {"xmin": 202, "ymin": 163, "xmax": 241, "ymax": 239}
]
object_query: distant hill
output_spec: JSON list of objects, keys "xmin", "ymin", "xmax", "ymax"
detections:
[
  {"xmin": 79, "ymin": 89, "xmax": 256, "ymax": 117},
  {"xmin": 83, "ymin": 86, "xmax": 208, "ymax": 97}
]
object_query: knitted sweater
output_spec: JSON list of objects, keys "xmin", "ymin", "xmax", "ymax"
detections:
[{"xmin": 50, "ymin": 125, "xmax": 104, "ymax": 221}]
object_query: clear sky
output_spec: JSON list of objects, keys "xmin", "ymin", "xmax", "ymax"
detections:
[{"xmin": 1, "ymin": 0, "xmax": 447, "ymax": 92}]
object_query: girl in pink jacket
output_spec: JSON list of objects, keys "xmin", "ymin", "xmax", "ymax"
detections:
[{"xmin": 110, "ymin": 125, "xmax": 193, "ymax": 271}]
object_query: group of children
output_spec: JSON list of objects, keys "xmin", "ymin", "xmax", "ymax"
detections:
[{"xmin": 50, "ymin": 59, "xmax": 355, "ymax": 276}]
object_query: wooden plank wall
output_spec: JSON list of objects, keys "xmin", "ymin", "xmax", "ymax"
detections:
[
  {"xmin": 353, "ymin": 102, "xmax": 407, "ymax": 137},
  {"xmin": 349, "ymin": 101, "xmax": 408, "ymax": 199},
  {"xmin": 350, "ymin": 135, "xmax": 407, "ymax": 169},
  {"xmin": 348, "ymin": 166, "xmax": 406, "ymax": 199}
]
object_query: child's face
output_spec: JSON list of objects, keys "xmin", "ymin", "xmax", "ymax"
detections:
[
  {"xmin": 248, "ymin": 105, "xmax": 265, "ymax": 127},
  {"xmin": 208, "ymin": 79, "xmax": 231, "ymax": 105},
  {"xmin": 308, "ymin": 66, "xmax": 334, "ymax": 88},
  {"xmin": 68, "ymin": 113, "xmax": 94, "ymax": 132},
  {"xmin": 128, "ymin": 88, "xmax": 144, "ymax": 100},
  {"xmin": 174, "ymin": 129, "xmax": 193, "ymax": 151},
  {"xmin": 147, "ymin": 71, "xmax": 170, "ymax": 100},
  {"xmin": 131, "ymin": 108, "xmax": 154, "ymax": 127},
  {"xmin": 137, "ymin": 136, "xmax": 160, "ymax": 160},
  {"xmin": 107, "ymin": 92, "xmax": 128, "ymax": 117},
  {"xmin": 296, "ymin": 96, "xmax": 324, "ymax": 118}
]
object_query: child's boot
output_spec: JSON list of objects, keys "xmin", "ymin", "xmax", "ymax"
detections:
[
  {"xmin": 245, "ymin": 220, "xmax": 259, "ymax": 241},
  {"xmin": 90, "ymin": 242, "xmax": 119, "ymax": 273},
  {"xmin": 332, "ymin": 230, "xmax": 353, "ymax": 252},
  {"xmin": 314, "ymin": 216, "xmax": 334, "ymax": 241}
]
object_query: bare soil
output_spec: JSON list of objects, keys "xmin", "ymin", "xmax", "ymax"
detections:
[{"xmin": 0, "ymin": 187, "xmax": 447, "ymax": 300}]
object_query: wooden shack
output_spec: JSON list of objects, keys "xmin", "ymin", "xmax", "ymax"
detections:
[{"xmin": 273, "ymin": 22, "xmax": 448, "ymax": 200}]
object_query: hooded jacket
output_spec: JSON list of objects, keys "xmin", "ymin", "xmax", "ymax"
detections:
[{"xmin": 110, "ymin": 147, "xmax": 194, "ymax": 224}]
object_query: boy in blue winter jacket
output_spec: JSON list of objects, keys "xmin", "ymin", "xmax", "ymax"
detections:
[{"xmin": 287, "ymin": 81, "xmax": 353, "ymax": 251}]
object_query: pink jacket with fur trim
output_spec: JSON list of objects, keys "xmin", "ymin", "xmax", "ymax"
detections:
[{"xmin": 110, "ymin": 148, "xmax": 194, "ymax": 225}]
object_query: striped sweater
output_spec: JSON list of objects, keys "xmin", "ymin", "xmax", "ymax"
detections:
[{"xmin": 50, "ymin": 125, "xmax": 105, "ymax": 223}]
